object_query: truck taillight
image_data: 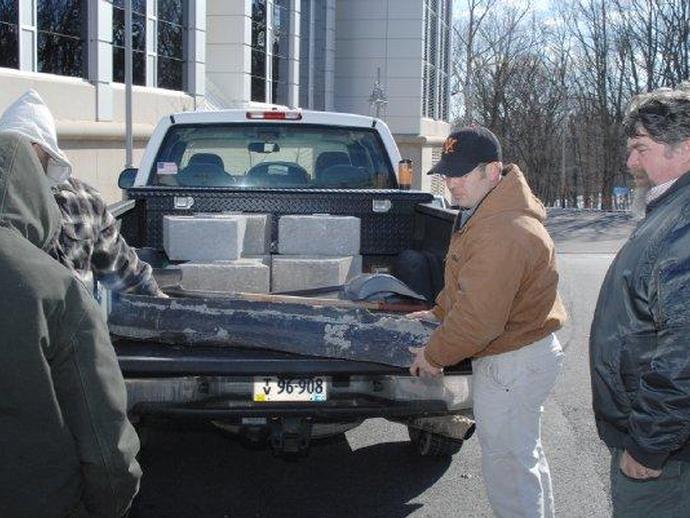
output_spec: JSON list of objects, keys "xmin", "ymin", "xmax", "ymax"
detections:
[
  {"xmin": 398, "ymin": 159, "xmax": 413, "ymax": 190},
  {"xmin": 246, "ymin": 110, "xmax": 303, "ymax": 120}
]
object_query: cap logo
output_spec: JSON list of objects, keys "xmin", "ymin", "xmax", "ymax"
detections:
[{"xmin": 443, "ymin": 137, "xmax": 457, "ymax": 154}]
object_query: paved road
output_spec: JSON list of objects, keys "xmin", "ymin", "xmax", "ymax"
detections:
[{"xmin": 130, "ymin": 210, "xmax": 636, "ymax": 518}]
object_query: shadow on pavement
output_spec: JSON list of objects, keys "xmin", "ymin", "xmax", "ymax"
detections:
[
  {"xmin": 545, "ymin": 209, "xmax": 636, "ymax": 244},
  {"xmin": 130, "ymin": 423, "xmax": 451, "ymax": 518}
]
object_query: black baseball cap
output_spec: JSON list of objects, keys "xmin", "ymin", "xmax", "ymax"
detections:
[{"xmin": 427, "ymin": 126, "xmax": 502, "ymax": 177}]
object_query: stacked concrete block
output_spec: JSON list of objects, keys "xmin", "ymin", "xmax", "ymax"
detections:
[
  {"xmin": 272, "ymin": 255, "xmax": 362, "ymax": 293},
  {"xmin": 163, "ymin": 215, "xmax": 246, "ymax": 261},
  {"xmin": 163, "ymin": 212, "xmax": 274, "ymax": 294},
  {"xmin": 240, "ymin": 214, "xmax": 271, "ymax": 255},
  {"xmin": 196, "ymin": 212, "xmax": 271, "ymax": 256},
  {"xmin": 178, "ymin": 261, "xmax": 270, "ymax": 294},
  {"xmin": 273, "ymin": 214, "xmax": 362, "ymax": 293},
  {"xmin": 241, "ymin": 255, "xmax": 272, "ymax": 267},
  {"xmin": 278, "ymin": 215, "xmax": 360, "ymax": 256}
]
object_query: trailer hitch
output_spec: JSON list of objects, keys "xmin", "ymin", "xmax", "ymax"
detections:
[{"xmin": 270, "ymin": 417, "xmax": 313, "ymax": 456}]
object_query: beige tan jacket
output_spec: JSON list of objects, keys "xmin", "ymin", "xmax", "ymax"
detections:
[{"xmin": 425, "ymin": 164, "xmax": 567, "ymax": 368}]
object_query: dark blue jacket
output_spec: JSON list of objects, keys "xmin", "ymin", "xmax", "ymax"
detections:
[{"xmin": 591, "ymin": 170, "xmax": 690, "ymax": 469}]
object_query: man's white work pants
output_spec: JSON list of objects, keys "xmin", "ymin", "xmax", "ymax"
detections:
[{"xmin": 472, "ymin": 333, "xmax": 563, "ymax": 518}]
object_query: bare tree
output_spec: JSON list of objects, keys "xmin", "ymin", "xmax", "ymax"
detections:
[
  {"xmin": 448, "ymin": 0, "xmax": 690, "ymax": 209},
  {"xmin": 451, "ymin": 0, "xmax": 499, "ymax": 124}
]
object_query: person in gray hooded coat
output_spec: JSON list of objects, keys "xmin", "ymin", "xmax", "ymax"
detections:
[{"xmin": 0, "ymin": 132, "xmax": 141, "ymax": 517}]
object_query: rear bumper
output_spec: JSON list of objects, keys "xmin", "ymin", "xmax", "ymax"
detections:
[
  {"xmin": 125, "ymin": 373, "xmax": 472, "ymax": 421},
  {"xmin": 116, "ymin": 340, "xmax": 473, "ymax": 422}
]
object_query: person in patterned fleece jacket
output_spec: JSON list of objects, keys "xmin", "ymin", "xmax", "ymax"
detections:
[{"xmin": 0, "ymin": 89, "xmax": 164, "ymax": 297}]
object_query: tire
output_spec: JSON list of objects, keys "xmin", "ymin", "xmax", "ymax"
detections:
[{"xmin": 408, "ymin": 426, "xmax": 464, "ymax": 458}]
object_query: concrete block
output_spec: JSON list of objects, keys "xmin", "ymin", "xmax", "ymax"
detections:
[
  {"xmin": 178, "ymin": 261, "xmax": 270, "ymax": 293},
  {"xmin": 196, "ymin": 213, "xmax": 271, "ymax": 255},
  {"xmin": 241, "ymin": 255, "xmax": 272, "ymax": 267},
  {"xmin": 163, "ymin": 215, "xmax": 246, "ymax": 261},
  {"xmin": 239, "ymin": 214, "xmax": 271, "ymax": 255},
  {"xmin": 271, "ymin": 255, "xmax": 363, "ymax": 293},
  {"xmin": 278, "ymin": 215, "xmax": 360, "ymax": 255}
]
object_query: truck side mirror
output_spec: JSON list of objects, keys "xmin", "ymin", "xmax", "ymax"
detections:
[{"xmin": 118, "ymin": 168, "xmax": 138, "ymax": 189}]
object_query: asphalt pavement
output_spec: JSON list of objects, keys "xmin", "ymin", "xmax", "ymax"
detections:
[{"xmin": 129, "ymin": 209, "xmax": 636, "ymax": 518}]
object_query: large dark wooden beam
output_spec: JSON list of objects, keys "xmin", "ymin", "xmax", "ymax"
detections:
[{"xmin": 108, "ymin": 293, "xmax": 437, "ymax": 368}]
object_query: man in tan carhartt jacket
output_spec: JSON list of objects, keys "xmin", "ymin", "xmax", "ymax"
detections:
[{"xmin": 408, "ymin": 126, "xmax": 566, "ymax": 518}]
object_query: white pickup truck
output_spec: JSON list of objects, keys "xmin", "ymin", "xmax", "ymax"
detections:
[{"xmin": 109, "ymin": 107, "xmax": 473, "ymax": 457}]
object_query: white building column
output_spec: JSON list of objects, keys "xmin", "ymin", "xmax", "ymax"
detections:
[
  {"xmin": 323, "ymin": 0, "xmax": 335, "ymax": 111},
  {"xmin": 88, "ymin": 0, "xmax": 113, "ymax": 121},
  {"xmin": 18, "ymin": 0, "xmax": 36, "ymax": 72},
  {"xmin": 206, "ymin": 0, "xmax": 251, "ymax": 106},
  {"xmin": 305, "ymin": 0, "xmax": 315, "ymax": 108},
  {"xmin": 188, "ymin": 0, "xmax": 207, "ymax": 107},
  {"xmin": 287, "ymin": 0, "xmax": 300, "ymax": 107},
  {"xmin": 146, "ymin": 0, "xmax": 156, "ymax": 87}
]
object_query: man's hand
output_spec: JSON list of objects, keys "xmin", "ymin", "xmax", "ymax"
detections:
[
  {"xmin": 619, "ymin": 450, "xmax": 662, "ymax": 479},
  {"xmin": 408, "ymin": 347, "xmax": 443, "ymax": 378},
  {"xmin": 406, "ymin": 309, "xmax": 438, "ymax": 323}
]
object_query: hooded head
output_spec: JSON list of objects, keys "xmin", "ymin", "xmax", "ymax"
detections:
[
  {"xmin": 0, "ymin": 132, "xmax": 61, "ymax": 250},
  {"xmin": 0, "ymin": 89, "xmax": 72, "ymax": 183}
]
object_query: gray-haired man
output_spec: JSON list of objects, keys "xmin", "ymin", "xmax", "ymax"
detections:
[{"xmin": 590, "ymin": 83, "xmax": 690, "ymax": 516}]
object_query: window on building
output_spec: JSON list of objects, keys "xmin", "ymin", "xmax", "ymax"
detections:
[
  {"xmin": 251, "ymin": 0, "xmax": 267, "ymax": 101},
  {"xmin": 37, "ymin": 0, "xmax": 88, "ymax": 78},
  {"xmin": 422, "ymin": 0, "xmax": 451, "ymax": 121},
  {"xmin": 253, "ymin": 0, "xmax": 291, "ymax": 104},
  {"xmin": 298, "ymin": 0, "xmax": 310, "ymax": 108},
  {"xmin": 299, "ymin": 0, "xmax": 327, "ymax": 110},
  {"xmin": 300, "ymin": 0, "xmax": 328, "ymax": 110},
  {"xmin": 271, "ymin": 0, "xmax": 290, "ymax": 104},
  {"xmin": 439, "ymin": 0, "xmax": 451, "ymax": 121},
  {"xmin": 0, "ymin": 0, "xmax": 19, "ymax": 69},
  {"xmin": 157, "ymin": 0, "xmax": 186, "ymax": 90},
  {"xmin": 112, "ymin": 0, "xmax": 147, "ymax": 85}
]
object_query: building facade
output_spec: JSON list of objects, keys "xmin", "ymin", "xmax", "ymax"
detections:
[
  {"xmin": 333, "ymin": 0, "xmax": 451, "ymax": 193},
  {"xmin": 0, "ymin": 0, "xmax": 451, "ymax": 201}
]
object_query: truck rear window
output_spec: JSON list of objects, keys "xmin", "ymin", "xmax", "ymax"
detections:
[{"xmin": 149, "ymin": 123, "xmax": 397, "ymax": 189}]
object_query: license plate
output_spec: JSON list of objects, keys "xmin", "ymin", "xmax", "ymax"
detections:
[{"xmin": 253, "ymin": 376, "xmax": 328, "ymax": 402}]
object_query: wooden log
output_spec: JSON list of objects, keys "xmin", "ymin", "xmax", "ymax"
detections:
[
  {"xmin": 108, "ymin": 293, "xmax": 438, "ymax": 367},
  {"xmin": 163, "ymin": 286, "xmax": 431, "ymax": 313}
]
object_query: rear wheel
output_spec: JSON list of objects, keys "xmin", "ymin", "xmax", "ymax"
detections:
[{"xmin": 408, "ymin": 426, "xmax": 464, "ymax": 458}]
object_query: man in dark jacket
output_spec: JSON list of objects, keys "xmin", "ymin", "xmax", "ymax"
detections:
[
  {"xmin": 0, "ymin": 132, "xmax": 141, "ymax": 517},
  {"xmin": 590, "ymin": 84, "xmax": 690, "ymax": 516}
]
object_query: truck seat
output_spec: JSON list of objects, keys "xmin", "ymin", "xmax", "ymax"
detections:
[
  {"xmin": 313, "ymin": 164, "xmax": 372, "ymax": 188},
  {"xmin": 246, "ymin": 161, "xmax": 309, "ymax": 186},
  {"xmin": 177, "ymin": 153, "xmax": 234, "ymax": 186},
  {"xmin": 315, "ymin": 151, "xmax": 351, "ymax": 179}
]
